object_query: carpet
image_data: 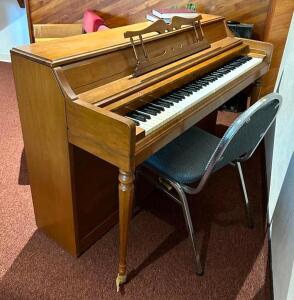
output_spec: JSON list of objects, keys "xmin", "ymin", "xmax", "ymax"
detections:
[{"xmin": 0, "ymin": 62, "xmax": 271, "ymax": 299}]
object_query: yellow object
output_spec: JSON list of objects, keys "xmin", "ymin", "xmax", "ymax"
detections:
[{"xmin": 116, "ymin": 273, "xmax": 127, "ymax": 292}]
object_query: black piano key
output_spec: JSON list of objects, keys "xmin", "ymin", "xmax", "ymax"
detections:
[
  {"xmin": 196, "ymin": 77, "xmax": 207, "ymax": 85},
  {"xmin": 201, "ymin": 78, "xmax": 215, "ymax": 83},
  {"xmin": 187, "ymin": 84, "xmax": 201, "ymax": 90},
  {"xmin": 228, "ymin": 63, "xmax": 241, "ymax": 68},
  {"xmin": 222, "ymin": 65, "xmax": 235, "ymax": 70},
  {"xmin": 158, "ymin": 99, "xmax": 174, "ymax": 106},
  {"xmin": 176, "ymin": 90, "xmax": 191, "ymax": 97},
  {"xmin": 213, "ymin": 70, "xmax": 225, "ymax": 74},
  {"xmin": 180, "ymin": 87, "xmax": 193, "ymax": 94},
  {"xmin": 230, "ymin": 61, "xmax": 240, "ymax": 64},
  {"xmin": 168, "ymin": 93, "xmax": 185, "ymax": 100},
  {"xmin": 164, "ymin": 96, "xmax": 181, "ymax": 103},
  {"xmin": 148, "ymin": 103, "xmax": 165, "ymax": 111},
  {"xmin": 235, "ymin": 59, "xmax": 246, "ymax": 63},
  {"xmin": 128, "ymin": 113, "xmax": 147, "ymax": 122},
  {"xmin": 219, "ymin": 68, "xmax": 232, "ymax": 73},
  {"xmin": 135, "ymin": 110, "xmax": 151, "ymax": 119},
  {"xmin": 126, "ymin": 117, "xmax": 140, "ymax": 126},
  {"xmin": 204, "ymin": 76, "xmax": 218, "ymax": 80},
  {"xmin": 210, "ymin": 72, "xmax": 221, "ymax": 77},
  {"xmin": 218, "ymin": 68, "xmax": 229, "ymax": 73},
  {"xmin": 196, "ymin": 80, "xmax": 209, "ymax": 85},
  {"xmin": 212, "ymin": 72, "xmax": 225, "ymax": 76},
  {"xmin": 183, "ymin": 86, "xmax": 196, "ymax": 92},
  {"xmin": 156, "ymin": 100, "xmax": 171, "ymax": 108},
  {"xmin": 189, "ymin": 85, "xmax": 202, "ymax": 90},
  {"xmin": 188, "ymin": 82, "xmax": 201, "ymax": 87},
  {"xmin": 140, "ymin": 107, "xmax": 158, "ymax": 116}
]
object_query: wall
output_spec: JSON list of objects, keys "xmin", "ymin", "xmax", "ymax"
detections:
[
  {"xmin": 26, "ymin": 0, "xmax": 270, "ymax": 40},
  {"xmin": 266, "ymin": 13, "xmax": 294, "ymax": 299},
  {"xmin": 262, "ymin": 0, "xmax": 294, "ymax": 95},
  {"xmin": 26, "ymin": 0, "xmax": 294, "ymax": 96},
  {"xmin": 265, "ymin": 13, "xmax": 294, "ymax": 221},
  {"xmin": 0, "ymin": 0, "xmax": 29, "ymax": 62},
  {"xmin": 271, "ymin": 153, "xmax": 294, "ymax": 300}
]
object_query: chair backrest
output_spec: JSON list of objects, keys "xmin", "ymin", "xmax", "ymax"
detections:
[
  {"xmin": 194, "ymin": 93, "xmax": 282, "ymax": 192},
  {"xmin": 83, "ymin": 10, "xmax": 105, "ymax": 33}
]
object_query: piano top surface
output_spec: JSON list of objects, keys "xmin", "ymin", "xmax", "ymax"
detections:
[{"xmin": 12, "ymin": 14, "xmax": 224, "ymax": 67}]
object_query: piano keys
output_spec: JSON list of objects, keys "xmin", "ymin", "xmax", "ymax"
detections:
[
  {"xmin": 125, "ymin": 56, "xmax": 263, "ymax": 135},
  {"xmin": 11, "ymin": 13, "xmax": 273, "ymax": 291}
]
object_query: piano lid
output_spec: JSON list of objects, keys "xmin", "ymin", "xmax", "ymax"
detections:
[{"xmin": 11, "ymin": 14, "xmax": 224, "ymax": 67}]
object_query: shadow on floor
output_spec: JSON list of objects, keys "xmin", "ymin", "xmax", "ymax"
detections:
[{"xmin": 18, "ymin": 148, "xmax": 29, "ymax": 185}]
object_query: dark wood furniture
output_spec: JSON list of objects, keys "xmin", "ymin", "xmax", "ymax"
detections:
[{"xmin": 17, "ymin": 0, "xmax": 25, "ymax": 8}]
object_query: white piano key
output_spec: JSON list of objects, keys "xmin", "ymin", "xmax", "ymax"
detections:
[{"xmin": 134, "ymin": 57, "xmax": 263, "ymax": 135}]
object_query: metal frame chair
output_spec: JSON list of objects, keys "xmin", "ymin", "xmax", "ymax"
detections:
[{"xmin": 139, "ymin": 92, "xmax": 282, "ymax": 275}]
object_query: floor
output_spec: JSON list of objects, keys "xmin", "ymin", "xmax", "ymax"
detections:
[{"xmin": 0, "ymin": 62, "xmax": 271, "ymax": 299}]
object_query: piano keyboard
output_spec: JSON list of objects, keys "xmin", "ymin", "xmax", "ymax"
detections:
[{"xmin": 126, "ymin": 56, "xmax": 263, "ymax": 135}]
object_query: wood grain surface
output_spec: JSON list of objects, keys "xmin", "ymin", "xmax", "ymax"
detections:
[
  {"xmin": 26, "ymin": 0, "xmax": 270, "ymax": 40},
  {"xmin": 262, "ymin": 0, "xmax": 294, "ymax": 95},
  {"xmin": 11, "ymin": 53, "xmax": 78, "ymax": 255}
]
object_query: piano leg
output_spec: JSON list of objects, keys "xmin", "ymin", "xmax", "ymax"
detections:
[{"xmin": 116, "ymin": 169, "xmax": 135, "ymax": 292}]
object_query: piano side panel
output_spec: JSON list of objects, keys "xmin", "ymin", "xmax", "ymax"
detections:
[
  {"xmin": 11, "ymin": 53, "xmax": 78, "ymax": 255},
  {"xmin": 62, "ymin": 17, "xmax": 228, "ymax": 95},
  {"xmin": 66, "ymin": 100, "xmax": 136, "ymax": 171},
  {"xmin": 11, "ymin": 53, "xmax": 126, "ymax": 256}
]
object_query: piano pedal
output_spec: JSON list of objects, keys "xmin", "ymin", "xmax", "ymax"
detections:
[{"xmin": 116, "ymin": 273, "xmax": 127, "ymax": 292}]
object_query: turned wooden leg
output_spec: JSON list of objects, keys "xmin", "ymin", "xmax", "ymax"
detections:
[
  {"xmin": 116, "ymin": 169, "xmax": 135, "ymax": 292},
  {"xmin": 250, "ymin": 79, "xmax": 262, "ymax": 105}
]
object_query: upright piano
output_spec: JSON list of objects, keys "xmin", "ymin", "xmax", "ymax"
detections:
[{"xmin": 11, "ymin": 14, "xmax": 273, "ymax": 290}]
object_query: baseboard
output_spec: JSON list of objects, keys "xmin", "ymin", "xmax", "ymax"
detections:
[
  {"xmin": 0, "ymin": 51, "xmax": 11, "ymax": 63},
  {"xmin": 268, "ymin": 234, "xmax": 275, "ymax": 300}
]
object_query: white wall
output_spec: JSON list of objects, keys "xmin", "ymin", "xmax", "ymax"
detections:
[
  {"xmin": 0, "ymin": 0, "xmax": 29, "ymax": 62},
  {"xmin": 265, "ymin": 13, "xmax": 294, "ymax": 300},
  {"xmin": 265, "ymin": 13, "xmax": 294, "ymax": 222},
  {"xmin": 271, "ymin": 153, "xmax": 294, "ymax": 300}
]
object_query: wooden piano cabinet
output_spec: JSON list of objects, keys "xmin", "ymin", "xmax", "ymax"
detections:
[{"xmin": 196, "ymin": 110, "xmax": 218, "ymax": 134}]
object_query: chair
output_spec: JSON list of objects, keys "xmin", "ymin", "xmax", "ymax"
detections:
[
  {"xmin": 83, "ymin": 10, "xmax": 108, "ymax": 33},
  {"xmin": 140, "ymin": 92, "xmax": 282, "ymax": 275}
]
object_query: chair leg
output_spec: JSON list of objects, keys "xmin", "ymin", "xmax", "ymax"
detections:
[
  {"xmin": 236, "ymin": 162, "xmax": 253, "ymax": 228},
  {"xmin": 175, "ymin": 185, "xmax": 203, "ymax": 275}
]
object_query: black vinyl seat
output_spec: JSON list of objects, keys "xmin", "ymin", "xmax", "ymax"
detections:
[
  {"xmin": 146, "ymin": 127, "xmax": 220, "ymax": 184},
  {"xmin": 140, "ymin": 93, "xmax": 282, "ymax": 276}
]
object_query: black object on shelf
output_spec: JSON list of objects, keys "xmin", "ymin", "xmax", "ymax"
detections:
[
  {"xmin": 227, "ymin": 20, "xmax": 254, "ymax": 39},
  {"xmin": 220, "ymin": 21, "xmax": 254, "ymax": 112}
]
